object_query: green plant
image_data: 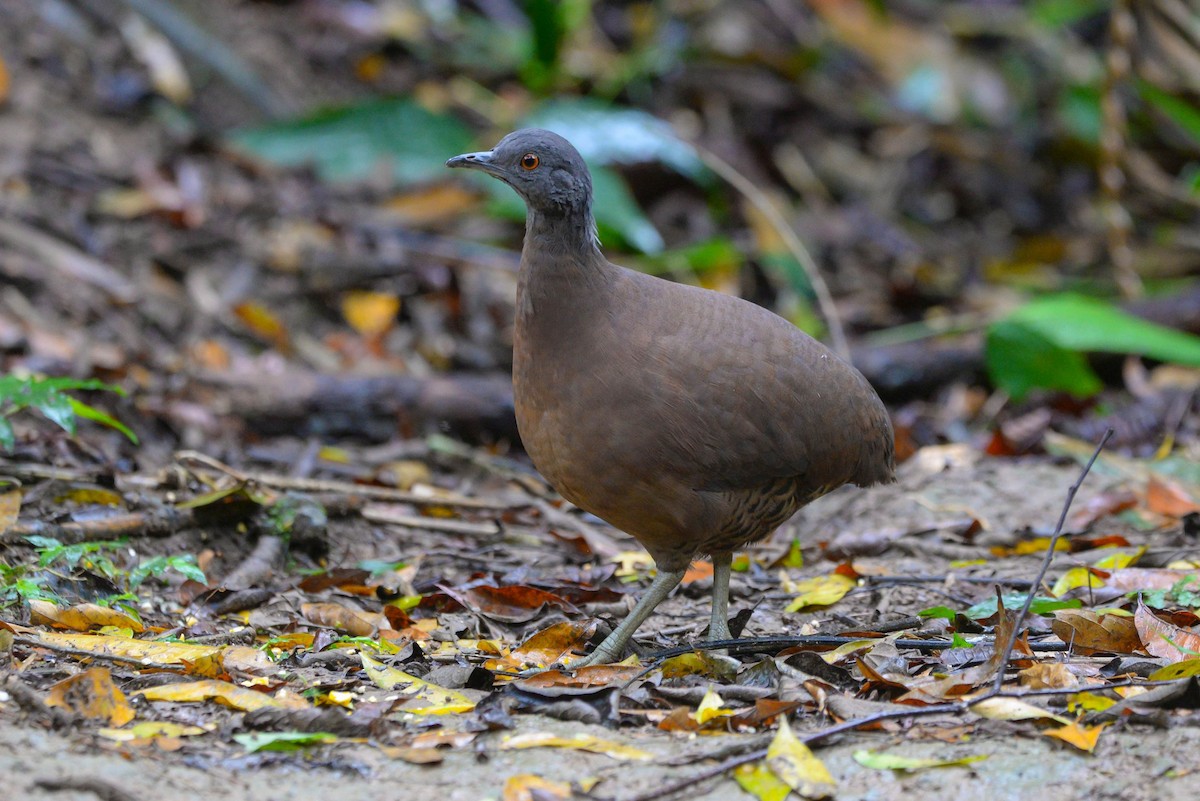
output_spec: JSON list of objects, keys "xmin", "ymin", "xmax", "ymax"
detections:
[
  {"xmin": 985, "ymin": 293, "xmax": 1200, "ymax": 400},
  {"xmin": 0, "ymin": 375, "xmax": 137, "ymax": 450},
  {"xmin": 0, "ymin": 536, "xmax": 206, "ymax": 610}
]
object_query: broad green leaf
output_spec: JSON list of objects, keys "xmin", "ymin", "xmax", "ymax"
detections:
[
  {"xmin": 523, "ymin": 98, "xmax": 706, "ymax": 179},
  {"xmin": 986, "ymin": 318, "xmax": 1102, "ymax": 400},
  {"xmin": 228, "ymin": 98, "xmax": 474, "ymax": 185},
  {"xmin": 0, "ymin": 417, "xmax": 13, "ymax": 451},
  {"xmin": 986, "ymin": 293, "xmax": 1200, "ymax": 400}
]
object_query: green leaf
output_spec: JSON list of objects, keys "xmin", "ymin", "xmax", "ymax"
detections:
[
  {"xmin": 233, "ymin": 731, "xmax": 338, "ymax": 752},
  {"xmin": 986, "ymin": 318, "xmax": 1102, "ymax": 400},
  {"xmin": 68, "ymin": 398, "xmax": 138, "ymax": 444},
  {"xmin": 917, "ymin": 606, "xmax": 956, "ymax": 621},
  {"xmin": 1029, "ymin": 0, "xmax": 1109, "ymax": 28},
  {"xmin": 228, "ymin": 97, "xmax": 474, "ymax": 185},
  {"xmin": 986, "ymin": 293, "xmax": 1200, "ymax": 400},
  {"xmin": 965, "ymin": 594, "xmax": 1082, "ymax": 619},
  {"xmin": 0, "ymin": 417, "xmax": 13, "ymax": 451},
  {"xmin": 1139, "ymin": 80, "xmax": 1200, "ymax": 147},
  {"xmin": 523, "ymin": 98, "xmax": 706, "ymax": 179}
]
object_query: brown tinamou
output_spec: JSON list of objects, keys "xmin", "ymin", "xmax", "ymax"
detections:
[{"xmin": 447, "ymin": 129, "xmax": 895, "ymax": 667}]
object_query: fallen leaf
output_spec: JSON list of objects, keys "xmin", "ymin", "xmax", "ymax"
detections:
[
  {"xmin": 500, "ymin": 732, "xmax": 652, "ymax": 761},
  {"xmin": 502, "ymin": 774, "xmax": 572, "ymax": 801},
  {"xmin": 234, "ymin": 731, "xmax": 338, "ymax": 752},
  {"xmin": 766, "ymin": 716, "xmax": 836, "ymax": 799},
  {"xmin": 1148, "ymin": 658, "xmax": 1200, "ymax": 681},
  {"xmin": 783, "ymin": 573, "xmax": 856, "ymax": 612},
  {"xmin": 970, "ymin": 697, "xmax": 1069, "ymax": 725},
  {"xmin": 1050, "ymin": 609, "xmax": 1142, "ymax": 655},
  {"xmin": 853, "ymin": 749, "xmax": 987, "ymax": 771},
  {"xmin": 136, "ymin": 679, "xmax": 305, "ymax": 712},
  {"xmin": 693, "ymin": 687, "xmax": 736, "ymax": 725},
  {"xmin": 734, "ymin": 761, "xmax": 791, "ymax": 801},
  {"xmin": 342, "ymin": 291, "xmax": 400, "ymax": 338},
  {"xmin": 1134, "ymin": 597, "xmax": 1200, "ymax": 663},
  {"xmin": 45, "ymin": 667, "xmax": 135, "ymax": 725},
  {"xmin": 302, "ymin": 602, "xmax": 389, "ymax": 637},
  {"xmin": 0, "ymin": 487, "xmax": 21, "ymax": 532},
  {"xmin": 361, "ymin": 654, "xmax": 475, "ymax": 714},
  {"xmin": 1018, "ymin": 662, "xmax": 1078, "ymax": 690},
  {"xmin": 1146, "ymin": 476, "xmax": 1200, "ymax": 517},
  {"xmin": 98, "ymin": 721, "xmax": 207, "ymax": 743},
  {"xmin": 1043, "ymin": 721, "xmax": 1108, "ymax": 753},
  {"xmin": 28, "ymin": 601, "xmax": 145, "ymax": 633}
]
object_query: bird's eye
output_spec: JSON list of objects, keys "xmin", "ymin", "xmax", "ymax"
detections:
[{"xmin": 520, "ymin": 153, "xmax": 540, "ymax": 170}]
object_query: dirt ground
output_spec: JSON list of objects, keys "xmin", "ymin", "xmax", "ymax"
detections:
[{"xmin": 5, "ymin": 457, "xmax": 1199, "ymax": 800}]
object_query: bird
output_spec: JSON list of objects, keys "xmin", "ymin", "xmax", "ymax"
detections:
[{"xmin": 447, "ymin": 129, "xmax": 895, "ymax": 668}]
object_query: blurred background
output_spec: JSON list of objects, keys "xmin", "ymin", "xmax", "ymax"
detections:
[{"xmin": 1, "ymin": 0, "xmax": 1199, "ymax": 470}]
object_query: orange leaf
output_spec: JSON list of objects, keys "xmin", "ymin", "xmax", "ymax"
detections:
[
  {"xmin": 45, "ymin": 667, "xmax": 135, "ymax": 725},
  {"xmin": 1145, "ymin": 476, "xmax": 1200, "ymax": 518},
  {"xmin": 1043, "ymin": 721, "xmax": 1108, "ymax": 753}
]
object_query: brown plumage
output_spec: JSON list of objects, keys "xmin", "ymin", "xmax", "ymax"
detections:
[{"xmin": 448, "ymin": 129, "xmax": 894, "ymax": 667}]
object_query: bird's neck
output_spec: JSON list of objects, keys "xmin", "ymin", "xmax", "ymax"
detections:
[{"xmin": 516, "ymin": 208, "xmax": 615, "ymax": 335}]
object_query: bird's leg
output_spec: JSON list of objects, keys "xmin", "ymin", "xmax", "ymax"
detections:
[
  {"xmin": 708, "ymin": 552, "xmax": 733, "ymax": 642},
  {"xmin": 569, "ymin": 566, "xmax": 687, "ymax": 669}
]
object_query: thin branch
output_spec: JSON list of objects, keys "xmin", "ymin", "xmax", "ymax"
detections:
[
  {"xmin": 692, "ymin": 145, "xmax": 850, "ymax": 360},
  {"xmin": 991, "ymin": 428, "xmax": 1114, "ymax": 694}
]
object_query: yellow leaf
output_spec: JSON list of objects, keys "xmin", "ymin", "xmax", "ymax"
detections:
[
  {"xmin": 501, "ymin": 774, "xmax": 572, "ymax": 801},
  {"xmin": 766, "ymin": 717, "xmax": 836, "ymax": 799},
  {"xmin": 98, "ymin": 721, "xmax": 207, "ymax": 741},
  {"xmin": 361, "ymin": 654, "xmax": 474, "ymax": 714},
  {"xmin": 693, "ymin": 687, "xmax": 735, "ymax": 725},
  {"xmin": 970, "ymin": 697, "xmax": 1070, "ymax": 725},
  {"xmin": 0, "ymin": 487, "xmax": 22, "ymax": 532},
  {"xmin": 1067, "ymin": 692, "xmax": 1116, "ymax": 713},
  {"xmin": 853, "ymin": 749, "xmax": 987, "ymax": 771},
  {"xmin": 1149, "ymin": 658, "xmax": 1200, "ymax": 681},
  {"xmin": 342, "ymin": 291, "xmax": 401, "ymax": 337},
  {"xmin": 29, "ymin": 601, "xmax": 145, "ymax": 633},
  {"xmin": 136, "ymin": 679, "xmax": 304, "ymax": 712},
  {"xmin": 734, "ymin": 761, "xmax": 791, "ymax": 801},
  {"xmin": 500, "ymin": 732, "xmax": 652, "ymax": 761},
  {"xmin": 45, "ymin": 667, "xmax": 135, "ymax": 726},
  {"xmin": 819, "ymin": 638, "xmax": 877, "ymax": 665},
  {"xmin": 1043, "ymin": 721, "xmax": 1108, "ymax": 753},
  {"xmin": 784, "ymin": 573, "xmax": 855, "ymax": 612}
]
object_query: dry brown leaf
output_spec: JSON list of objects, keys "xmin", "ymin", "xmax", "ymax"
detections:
[
  {"xmin": 45, "ymin": 667, "xmax": 135, "ymax": 726},
  {"xmin": 1134, "ymin": 598, "xmax": 1200, "ymax": 663},
  {"xmin": 1050, "ymin": 610, "xmax": 1142, "ymax": 655},
  {"xmin": 301, "ymin": 602, "xmax": 389, "ymax": 637},
  {"xmin": 502, "ymin": 774, "xmax": 572, "ymax": 801},
  {"xmin": 1018, "ymin": 662, "xmax": 1078, "ymax": 690}
]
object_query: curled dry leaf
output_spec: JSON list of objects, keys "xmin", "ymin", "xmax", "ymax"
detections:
[
  {"xmin": 1134, "ymin": 597, "xmax": 1200, "ymax": 663},
  {"xmin": 1050, "ymin": 610, "xmax": 1142, "ymax": 655}
]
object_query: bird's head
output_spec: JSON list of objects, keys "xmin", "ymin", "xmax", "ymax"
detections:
[{"xmin": 447, "ymin": 128, "xmax": 593, "ymax": 219}]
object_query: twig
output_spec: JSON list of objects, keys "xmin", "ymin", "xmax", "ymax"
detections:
[
  {"xmin": 692, "ymin": 145, "xmax": 849, "ymax": 360},
  {"xmin": 648, "ymin": 634, "xmax": 1068, "ymax": 660},
  {"xmin": 990, "ymin": 428, "xmax": 1114, "ymax": 694},
  {"xmin": 174, "ymin": 450, "xmax": 523, "ymax": 511},
  {"xmin": 0, "ymin": 218, "xmax": 138, "ymax": 303},
  {"xmin": 14, "ymin": 635, "xmax": 185, "ymax": 671}
]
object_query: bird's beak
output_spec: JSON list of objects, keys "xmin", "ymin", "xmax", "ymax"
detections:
[{"xmin": 446, "ymin": 149, "xmax": 501, "ymax": 176}]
